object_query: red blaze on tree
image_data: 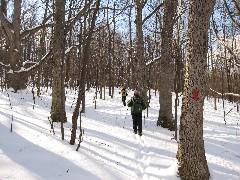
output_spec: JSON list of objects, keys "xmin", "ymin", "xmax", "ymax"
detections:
[{"xmin": 193, "ymin": 89, "xmax": 198, "ymax": 101}]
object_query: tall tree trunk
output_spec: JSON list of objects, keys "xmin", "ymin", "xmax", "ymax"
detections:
[
  {"xmin": 177, "ymin": 0, "xmax": 215, "ymax": 179},
  {"xmin": 134, "ymin": 0, "xmax": 147, "ymax": 101},
  {"xmin": 111, "ymin": 2, "xmax": 116, "ymax": 98},
  {"xmin": 37, "ymin": 0, "xmax": 49, "ymax": 96},
  {"xmin": 65, "ymin": 0, "xmax": 74, "ymax": 86},
  {"xmin": 157, "ymin": 0, "xmax": 178, "ymax": 131},
  {"xmin": 50, "ymin": 0, "xmax": 67, "ymax": 122},
  {"xmin": 127, "ymin": 1, "xmax": 133, "ymax": 88}
]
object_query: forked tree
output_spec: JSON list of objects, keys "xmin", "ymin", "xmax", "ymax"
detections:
[{"xmin": 70, "ymin": 0, "xmax": 101, "ymax": 145}]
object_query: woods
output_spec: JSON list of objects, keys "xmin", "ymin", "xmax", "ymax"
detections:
[{"xmin": 0, "ymin": 0, "xmax": 239, "ymax": 179}]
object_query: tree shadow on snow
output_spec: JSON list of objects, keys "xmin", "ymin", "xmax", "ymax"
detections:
[{"xmin": 0, "ymin": 123, "xmax": 100, "ymax": 180}]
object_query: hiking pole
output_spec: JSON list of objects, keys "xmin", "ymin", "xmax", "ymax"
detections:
[{"xmin": 144, "ymin": 111, "xmax": 145, "ymax": 127}]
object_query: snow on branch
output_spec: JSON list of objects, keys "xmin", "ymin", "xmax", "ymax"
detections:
[
  {"xmin": 65, "ymin": 45, "xmax": 78, "ymax": 54},
  {"xmin": 20, "ymin": 23, "xmax": 54, "ymax": 40},
  {"xmin": 209, "ymin": 87, "xmax": 240, "ymax": 98},
  {"xmin": 14, "ymin": 50, "xmax": 52, "ymax": 74},
  {"xmin": 0, "ymin": 62, "xmax": 10, "ymax": 68},
  {"xmin": 146, "ymin": 56, "xmax": 160, "ymax": 66}
]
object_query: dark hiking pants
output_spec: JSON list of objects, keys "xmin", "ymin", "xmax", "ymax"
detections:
[
  {"xmin": 122, "ymin": 96, "xmax": 126, "ymax": 106},
  {"xmin": 132, "ymin": 113, "xmax": 142, "ymax": 134}
]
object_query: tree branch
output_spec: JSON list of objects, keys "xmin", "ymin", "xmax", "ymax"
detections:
[
  {"xmin": 141, "ymin": 0, "xmax": 147, "ymax": 8},
  {"xmin": 0, "ymin": 8, "xmax": 13, "ymax": 41},
  {"xmin": 66, "ymin": 0, "xmax": 94, "ymax": 30},
  {"xmin": 212, "ymin": 17, "xmax": 240, "ymax": 65},
  {"xmin": 0, "ymin": 61, "xmax": 10, "ymax": 68},
  {"xmin": 146, "ymin": 56, "xmax": 160, "ymax": 66},
  {"xmin": 14, "ymin": 50, "xmax": 52, "ymax": 74},
  {"xmin": 142, "ymin": 2, "xmax": 164, "ymax": 25},
  {"xmin": 223, "ymin": 0, "xmax": 240, "ymax": 28},
  {"xmin": 209, "ymin": 87, "xmax": 240, "ymax": 98},
  {"xmin": 20, "ymin": 22, "xmax": 54, "ymax": 40},
  {"xmin": 232, "ymin": 0, "xmax": 240, "ymax": 15}
]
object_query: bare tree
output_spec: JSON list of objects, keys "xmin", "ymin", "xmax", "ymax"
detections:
[
  {"xmin": 50, "ymin": 0, "xmax": 67, "ymax": 123},
  {"xmin": 134, "ymin": 0, "xmax": 146, "ymax": 98},
  {"xmin": 70, "ymin": 0, "xmax": 101, "ymax": 145},
  {"xmin": 134, "ymin": 0, "xmax": 164, "ymax": 103},
  {"xmin": 157, "ymin": 0, "xmax": 178, "ymax": 131},
  {"xmin": 177, "ymin": 0, "xmax": 215, "ymax": 179}
]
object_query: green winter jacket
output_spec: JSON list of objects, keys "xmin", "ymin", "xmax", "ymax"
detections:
[{"xmin": 127, "ymin": 96, "xmax": 146, "ymax": 114}]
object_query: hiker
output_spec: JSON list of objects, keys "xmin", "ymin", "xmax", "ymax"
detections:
[
  {"xmin": 120, "ymin": 86, "xmax": 128, "ymax": 106},
  {"xmin": 127, "ymin": 90, "xmax": 146, "ymax": 136}
]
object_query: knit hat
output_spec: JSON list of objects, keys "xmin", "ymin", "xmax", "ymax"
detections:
[{"xmin": 134, "ymin": 90, "xmax": 140, "ymax": 96}]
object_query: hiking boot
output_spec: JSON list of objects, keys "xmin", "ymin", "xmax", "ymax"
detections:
[
  {"xmin": 134, "ymin": 130, "xmax": 137, "ymax": 134},
  {"xmin": 138, "ymin": 132, "xmax": 142, "ymax": 136}
]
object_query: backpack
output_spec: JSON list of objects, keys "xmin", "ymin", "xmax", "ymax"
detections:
[{"xmin": 132, "ymin": 97, "xmax": 143, "ymax": 113}]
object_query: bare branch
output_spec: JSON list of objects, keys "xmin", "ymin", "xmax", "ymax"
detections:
[
  {"xmin": 67, "ymin": 0, "xmax": 94, "ymax": 29},
  {"xmin": 15, "ymin": 50, "xmax": 52, "ymax": 74},
  {"xmin": 232, "ymin": 0, "xmax": 240, "ymax": 15},
  {"xmin": 20, "ymin": 22, "xmax": 54, "ymax": 40},
  {"xmin": 98, "ymin": 4, "xmax": 134, "ymax": 11},
  {"xmin": 212, "ymin": 17, "xmax": 240, "ymax": 65},
  {"xmin": 0, "ymin": 61, "xmax": 10, "ymax": 68},
  {"xmin": 146, "ymin": 56, "xmax": 160, "ymax": 66},
  {"xmin": 0, "ymin": 8, "xmax": 13, "ymax": 41},
  {"xmin": 141, "ymin": 0, "xmax": 147, "ymax": 8},
  {"xmin": 209, "ymin": 87, "xmax": 240, "ymax": 98},
  {"xmin": 65, "ymin": 45, "xmax": 77, "ymax": 54},
  {"xmin": 142, "ymin": 2, "xmax": 164, "ymax": 25},
  {"xmin": 223, "ymin": 0, "xmax": 240, "ymax": 28}
]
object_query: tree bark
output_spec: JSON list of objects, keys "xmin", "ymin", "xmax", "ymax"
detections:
[
  {"xmin": 50, "ymin": 0, "xmax": 67, "ymax": 122},
  {"xmin": 5, "ymin": 0, "xmax": 26, "ymax": 91},
  {"xmin": 157, "ymin": 0, "xmax": 178, "ymax": 131},
  {"xmin": 134, "ymin": 0, "xmax": 147, "ymax": 101},
  {"xmin": 177, "ymin": 0, "xmax": 215, "ymax": 179}
]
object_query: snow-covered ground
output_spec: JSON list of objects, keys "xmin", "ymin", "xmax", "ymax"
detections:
[{"xmin": 0, "ymin": 86, "xmax": 239, "ymax": 180}]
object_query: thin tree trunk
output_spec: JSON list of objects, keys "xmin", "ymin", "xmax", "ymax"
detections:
[{"xmin": 70, "ymin": 0, "xmax": 100, "ymax": 145}]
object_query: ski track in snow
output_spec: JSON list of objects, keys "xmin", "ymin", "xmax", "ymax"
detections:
[
  {"xmin": 133, "ymin": 134, "xmax": 151, "ymax": 179},
  {"xmin": 1, "ymin": 87, "xmax": 240, "ymax": 180}
]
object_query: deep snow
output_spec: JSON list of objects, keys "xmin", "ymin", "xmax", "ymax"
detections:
[{"xmin": 0, "ymin": 86, "xmax": 239, "ymax": 180}]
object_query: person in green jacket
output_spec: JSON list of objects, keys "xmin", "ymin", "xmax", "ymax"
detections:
[{"xmin": 127, "ymin": 90, "xmax": 146, "ymax": 136}]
